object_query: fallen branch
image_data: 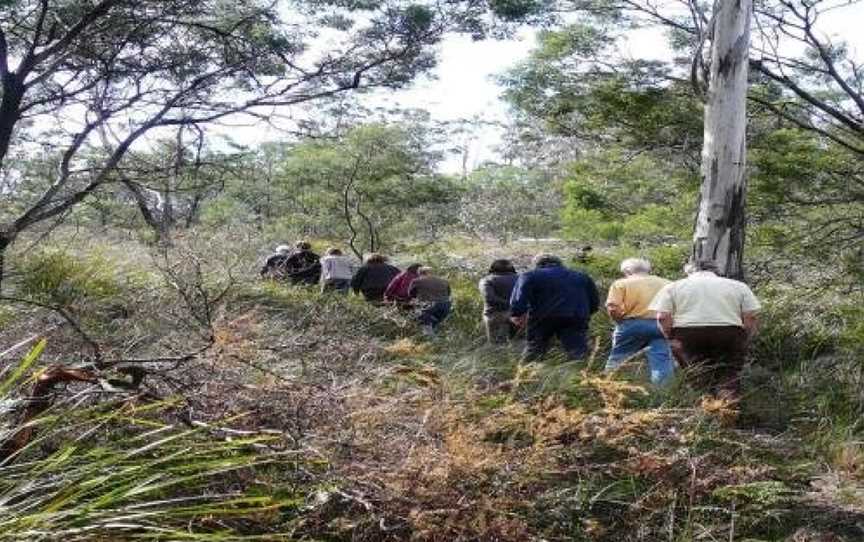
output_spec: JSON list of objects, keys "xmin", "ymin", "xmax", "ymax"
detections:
[{"xmin": 0, "ymin": 365, "xmax": 98, "ymax": 464}]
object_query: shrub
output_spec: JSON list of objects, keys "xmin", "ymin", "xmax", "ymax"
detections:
[{"xmin": 18, "ymin": 249, "xmax": 121, "ymax": 307}]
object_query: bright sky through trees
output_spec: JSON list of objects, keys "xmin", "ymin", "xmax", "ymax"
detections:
[{"xmin": 219, "ymin": 2, "xmax": 864, "ymax": 174}]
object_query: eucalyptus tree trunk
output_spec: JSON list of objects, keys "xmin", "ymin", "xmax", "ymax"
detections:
[
  {"xmin": 692, "ymin": 0, "xmax": 752, "ymax": 280},
  {"xmin": 0, "ymin": 233, "xmax": 13, "ymax": 293}
]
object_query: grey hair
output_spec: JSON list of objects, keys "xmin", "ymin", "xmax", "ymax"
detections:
[
  {"xmin": 532, "ymin": 253, "xmax": 563, "ymax": 268},
  {"xmin": 620, "ymin": 257, "xmax": 651, "ymax": 275}
]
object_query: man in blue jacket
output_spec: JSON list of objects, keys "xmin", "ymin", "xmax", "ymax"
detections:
[{"xmin": 510, "ymin": 254, "xmax": 600, "ymax": 362}]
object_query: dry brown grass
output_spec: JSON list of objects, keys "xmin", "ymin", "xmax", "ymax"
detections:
[{"xmin": 5, "ymin": 231, "xmax": 864, "ymax": 541}]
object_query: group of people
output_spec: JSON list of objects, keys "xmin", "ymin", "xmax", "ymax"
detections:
[
  {"xmin": 260, "ymin": 242, "xmax": 453, "ymax": 334},
  {"xmin": 263, "ymin": 242, "xmax": 762, "ymax": 398},
  {"xmin": 478, "ymin": 254, "xmax": 760, "ymax": 398}
]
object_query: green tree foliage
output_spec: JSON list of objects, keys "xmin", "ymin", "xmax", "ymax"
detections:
[
  {"xmin": 748, "ymin": 127, "xmax": 864, "ymax": 278},
  {"xmin": 0, "ymin": 0, "xmax": 515, "ymax": 285},
  {"xmin": 561, "ymin": 148, "xmax": 694, "ymax": 244},
  {"xmin": 203, "ymin": 123, "xmax": 455, "ymax": 257},
  {"xmin": 501, "ymin": 5, "xmax": 864, "ymax": 280},
  {"xmin": 501, "ymin": 24, "xmax": 704, "ymax": 168},
  {"xmin": 283, "ymin": 123, "xmax": 454, "ymax": 257},
  {"xmin": 457, "ymin": 164, "xmax": 561, "ymax": 243}
]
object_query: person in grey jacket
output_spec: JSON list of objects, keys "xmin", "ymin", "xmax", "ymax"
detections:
[
  {"xmin": 479, "ymin": 259, "xmax": 518, "ymax": 344},
  {"xmin": 320, "ymin": 247, "xmax": 354, "ymax": 294}
]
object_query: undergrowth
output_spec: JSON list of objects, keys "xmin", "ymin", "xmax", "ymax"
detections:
[{"xmin": 2, "ymin": 233, "xmax": 864, "ymax": 540}]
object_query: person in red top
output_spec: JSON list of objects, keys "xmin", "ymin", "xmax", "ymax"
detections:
[{"xmin": 385, "ymin": 263, "xmax": 421, "ymax": 306}]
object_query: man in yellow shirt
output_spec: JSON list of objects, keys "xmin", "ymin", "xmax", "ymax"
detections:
[{"xmin": 605, "ymin": 258, "xmax": 674, "ymax": 384}]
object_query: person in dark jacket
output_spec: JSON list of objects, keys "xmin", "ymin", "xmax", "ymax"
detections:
[
  {"xmin": 479, "ymin": 259, "xmax": 518, "ymax": 344},
  {"xmin": 351, "ymin": 253, "xmax": 400, "ymax": 303},
  {"xmin": 385, "ymin": 263, "xmax": 421, "ymax": 306},
  {"xmin": 260, "ymin": 244, "xmax": 293, "ymax": 279},
  {"xmin": 408, "ymin": 267, "xmax": 452, "ymax": 335},
  {"xmin": 284, "ymin": 241, "xmax": 321, "ymax": 285},
  {"xmin": 510, "ymin": 254, "xmax": 600, "ymax": 362}
]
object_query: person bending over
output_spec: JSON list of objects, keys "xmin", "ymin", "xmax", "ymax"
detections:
[
  {"xmin": 409, "ymin": 267, "xmax": 452, "ymax": 336},
  {"xmin": 320, "ymin": 248, "xmax": 354, "ymax": 294},
  {"xmin": 351, "ymin": 253, "xmax": 400, "ymax": 303},
  {"xmin": 260, "ymin": 244, "xmax": 292, "ymax": 280},
  {"xmin": 650, "ymin": 260, "xmax": 760, "ymax": 398},
  {"xmin": 281, "ymin": 241, "xmax": 321, "ymax": 285},
  {"xmin": 604, "ymin": 257, "xmax": 675, "ymax": 385},
  {"xmin": 385, "ymin": 263, "xmax": 421, "ymax": 307},
  {"xmin": 479, "ymin": 259, "xmax": 518, "ymax": 344},
  {"xmin": 510, "ymin": 254, "xmax": 599, "ymax": 362}
]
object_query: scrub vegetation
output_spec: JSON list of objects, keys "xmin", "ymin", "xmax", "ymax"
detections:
[{"xmin": 2, "ymin": 0, "xmax": 864, "ymax": 540}]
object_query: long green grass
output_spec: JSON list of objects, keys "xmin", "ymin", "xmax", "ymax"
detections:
[{"xmin": 0, "ymin": 341, "xmax": 306, "ymax": 541}]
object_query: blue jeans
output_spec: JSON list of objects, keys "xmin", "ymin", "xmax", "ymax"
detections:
[
  {"xmin": 605, "ymin": 318, "xmax": 675, "ymax": 384},
  {"xmin": 418, "ymin": 301, "xmax": 451, "ymax": 329}
]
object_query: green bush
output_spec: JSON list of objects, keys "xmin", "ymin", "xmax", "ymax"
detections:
[
  {"xmin": 18, "ymin": 249, "xmax": 121, "ymax": 307},
  {"xmin": 619, "ymin": 204, "xmax": 690, "ymax": 244},
  {"xmin": 561, "ymin": 208, "xmax": 624, "ymax": 242},
  {"xmin": 577, "ymin": 243, "xmax": 689, "ymax": 286},
  {"xmin": 750, "ymin": 298, "xmax": 837, "ymax": 370}
]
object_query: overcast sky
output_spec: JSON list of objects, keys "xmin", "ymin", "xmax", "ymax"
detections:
[{"xmin": 389, "ymin": 4, "xmax": 864, "ymax": 174}]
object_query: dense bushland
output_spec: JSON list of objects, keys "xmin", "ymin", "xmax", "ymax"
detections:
[
  {"xmin": 3, "ymin": 0, "xmax": 864, "ymax": 539},
  {"xmin": 2, "ymin": 230, "xmax": 864, "ymax": 540}
]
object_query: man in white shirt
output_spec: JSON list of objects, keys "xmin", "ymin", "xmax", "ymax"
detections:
[
  {"xmin": 320, "ymin": 248, "xmax": 354, "ymax": 294},
  {"xmin": 650, "ymin": 260, "xmax": 761, "ymax": 398}
]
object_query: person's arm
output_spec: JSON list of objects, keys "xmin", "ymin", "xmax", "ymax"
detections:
[
  {"xmin": 606, "ymin": 302, "xmax": 624, "ymax": 321},
  {"xmin": 605, "ymin": 281, "xmax": 625, "ymax": 321},
  {"xmin": 297, "ymin": 253, "xmax": 319, "ymax": 274},
  {"xmin": 320, "ymin": 258, "xmax": 330, "ymax": 283},
  {"xmin": 739, "ymin": 286, "xmax": 761, "ymax": 340},
  {"xmin": 656, "ymin": 311, "xmax": 674, "ymax": 338},
  {"xmin": 649, "ymin": 284, "xmax": 674, "ymax": 337},
  {"xmin": 260, "ymin": 255, "xmax": 275, "ymax": 276},
  {"xmin": 586, "ymin": 275, "xmax": 600, "ymax": 314},
  {"xmin": 742, "ymin": 311, "xmax": 760, "ymax": 340},
  {"xmin": 351, "ymin": 266, "xmax": 366, "ymax": 293},
  {"xmin": 384, "ymin": 274, "xmax": 402, "ymax": 301},
  {"xmin": 509, "ymin": 275, "xmax": 529, "ymax": 328}
]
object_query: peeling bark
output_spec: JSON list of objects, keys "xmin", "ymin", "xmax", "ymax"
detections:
[{"xmin": 692, "ymin": 0, "xmax": 752, "ymax": 280}]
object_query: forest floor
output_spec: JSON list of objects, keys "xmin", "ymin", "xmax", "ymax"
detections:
[{"xmin": 2, "ymin": 231, "xmax": 864, "ymax": 541}]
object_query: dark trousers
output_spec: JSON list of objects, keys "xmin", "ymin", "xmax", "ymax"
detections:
[
  {"xmin": 360, "ymin": 288, "xmax": 386, "ymax": 304},
  {"xmin": 670, "ymin": 326, "xmax": 748, "ymax": 396},
  {"xmin": 418, "ymin": 301, "xmax": 452, "ymax": 329},
  {"xmin": 524, "ymin": 316, "xmax": 589, "ymax": 362},
  {"xmin": 321, "ymin": 279, "xmax": 350, "ymax": 294},
  {"xmin": 484, "ymin": 310, "xmax": 515, "ymax": 344}
]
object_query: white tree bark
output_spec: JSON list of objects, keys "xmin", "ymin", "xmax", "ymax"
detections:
[{"xmin": 692, "ymin": 0, "xmax": 752, "ymax": 280}]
